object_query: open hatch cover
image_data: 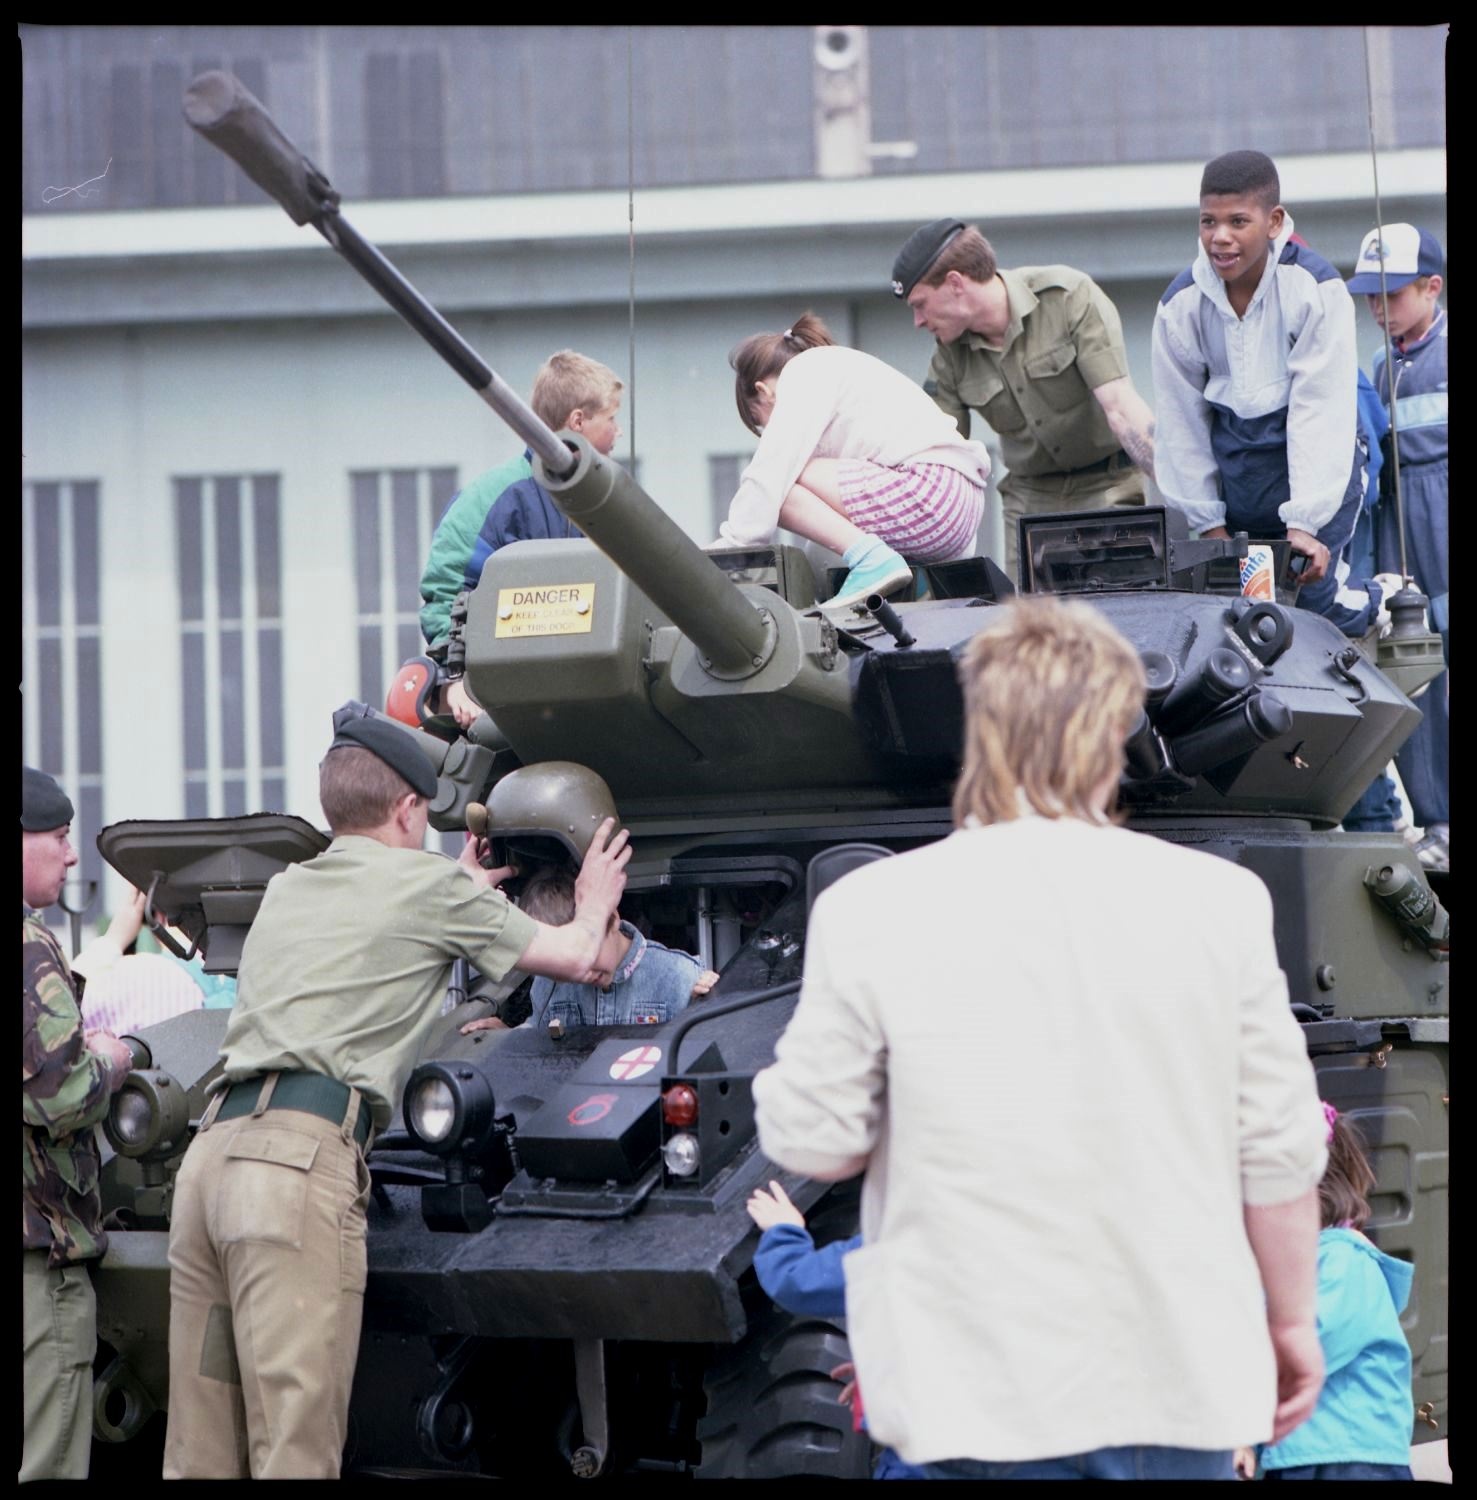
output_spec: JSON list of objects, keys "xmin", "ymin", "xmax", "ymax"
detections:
[{"xmin": 97, "ymin": 814, "xmax": 329, "ymax": 974}]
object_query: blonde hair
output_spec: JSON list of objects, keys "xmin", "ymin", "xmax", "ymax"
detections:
[
  {"xmin": 530, "ymin": 351, "xmax": 623, "ymax": 431},
  {"xmin": 952, "ymin": 596, "xmax": 1146, "ymax": 828},
  {"xmin": 319, "ymin": 747, "xmax": 417, "ymax": 834},
  {"xmin": 729, "ymin": 311, "xmax": 837, "ymax": 436}
]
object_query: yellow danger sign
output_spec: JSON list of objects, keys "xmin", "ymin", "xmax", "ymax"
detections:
[{"xmin": 494, "ymin": 582, "xmax": 596, "ymax": 638}]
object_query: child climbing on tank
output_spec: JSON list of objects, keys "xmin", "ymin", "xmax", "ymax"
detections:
[
  {"xmin": 1255, "ymin": 1102, "xmax": 1416, "ymax": 1481},
  {"xmin": 746, "ymin": 1179, "xmax": 922, "ymax": 1479},
  {"xmin": 717, "ymin": 312, "xmax": 991, "ymax": 612}
]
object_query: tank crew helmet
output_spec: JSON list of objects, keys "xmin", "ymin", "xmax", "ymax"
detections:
[
  {"xmin": 22, "ymin": 766, "xmax": 75, "ymax": 831},
  {"xmin": 485, "ymin": 761, "xmax": 618, "ymax": 868}
]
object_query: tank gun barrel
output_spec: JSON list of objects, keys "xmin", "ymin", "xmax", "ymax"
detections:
[
  {"xmin": 184, "ymin": 69, "xmax": 772, "ymax": 678},
  {"xmin": 535, "ymin": 438, "xmax": 773, "ymax": 674},
  {"xmin": 182, "ymin": 71, "xmax": 574, "ymax": 480}
]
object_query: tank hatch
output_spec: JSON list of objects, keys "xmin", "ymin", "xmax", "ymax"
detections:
[{"xmin": 97, "ymin": 814, "xmax": 329, "ymax": 974}]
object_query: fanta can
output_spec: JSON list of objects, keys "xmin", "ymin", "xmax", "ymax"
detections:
[{"xmin": 1239, "ymin": 544, "xmax": 1275, "ymax": 601}]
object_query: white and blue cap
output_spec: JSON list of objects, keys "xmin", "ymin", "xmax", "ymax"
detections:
[{"xmin": 1346, "ymin": 223, "xmax": 1444, "ymax": 294}]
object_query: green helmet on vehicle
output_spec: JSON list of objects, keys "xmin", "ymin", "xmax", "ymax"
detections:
[{"xmin": 486, "ymin": 761, "xmax": 618, "ymax": 867}]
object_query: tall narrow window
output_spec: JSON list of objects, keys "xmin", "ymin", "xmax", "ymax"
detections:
[
  {"xmin": 22, "ymin": 480, "xmax": 105, "ymax": 916},
  {"xmin": 708, "ymin": 453, "xmax": 751, "ymax": 537},
  {"xmin": 365, "ymin": 50, "xmax": 447, "ymax": 199},
  {"xmin": 351, "ymin": 466, "xmax": 460, "ymax": 707},
  {"xmin": 175, "ymin": 475, "xmax": 286, "ymax": 818},
  {"xmin": 351, "ymin": 466, "xmax": 462, "ymax": 855}
]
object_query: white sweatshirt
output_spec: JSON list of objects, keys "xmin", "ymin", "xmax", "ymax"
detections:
[
  {"xmin": 1152, "ymin": 213, "xmax": 1359, "ymax": 537},
  {"xmin": 718, "ymin": 345, "xmax": 992, "ymax": 547}
]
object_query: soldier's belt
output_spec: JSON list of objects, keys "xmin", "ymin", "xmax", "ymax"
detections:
[
  {"xmin": 215, "ymin": 1070, "xmax": 372, "ymax": 1148},
  {"xmin": 1037, "ymin": 448, "xmax": 1132, "ymax": 481}
]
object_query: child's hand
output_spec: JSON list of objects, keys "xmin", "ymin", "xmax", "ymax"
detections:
[
  {"xmin": 1285, "ymin": 528, "xmax": 1330, "ymax": 585},
  {"xmin": 746, "ymin": 1179, "xmax": 805, "ymax": 1231},
  {"xmin": 108, "ymin": 885, "xmax": 149, "ymax": 951},
  {"xmin": 458, "ymin": 1016, "xmax": 508, "ymax": 1035},
  {"xmin": 690, "ymin": 969, "xmax": 720, "ymax": 999},
  {"xmin": 830, "ymin": 1361, "xmax": 864, "ymax": 1432},
  {"xmin": 457, "ymin": 835, "xmax": 517, "ymax": 889},
  {"xmin": 1233, "ymin": 1447, "xmax": 1257, "ymax": 1481},
  {"xmin": 445, "ymin": 678, "xmax": 483, "ymax": 731}
]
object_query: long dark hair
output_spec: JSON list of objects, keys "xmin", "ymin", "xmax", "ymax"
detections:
[
  {"xmin": 729, "ymin": 311, "xmax": 836, "ymax": 435},
  {"xmin": 1320, "ymin": 1111, "xmax": 1376, "ymax": 1230}
]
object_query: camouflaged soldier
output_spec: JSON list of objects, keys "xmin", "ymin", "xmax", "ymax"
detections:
[{"xmin": 22, "ymin": 767, "xmax": 134, "ymax": 1482}]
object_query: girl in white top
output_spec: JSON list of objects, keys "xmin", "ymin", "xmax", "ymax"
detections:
[{"xmin": 719, "ymin": 312, "xmax": 992, "ymax": 610}]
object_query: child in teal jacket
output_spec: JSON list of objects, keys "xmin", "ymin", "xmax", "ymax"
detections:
[{"xmin": 1259, "ymin": 1104, "xmax": 1415, "ymax": 1480}]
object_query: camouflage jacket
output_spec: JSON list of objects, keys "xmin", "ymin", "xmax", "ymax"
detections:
[{"xmin": 23, "ymin": 909, "xmax": 115, "ymax": 1265}]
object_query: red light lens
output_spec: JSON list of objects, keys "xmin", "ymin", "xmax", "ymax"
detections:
[{"xmin": 662, "ymin": 1083, "xmax": 699, "ymax": 1127}]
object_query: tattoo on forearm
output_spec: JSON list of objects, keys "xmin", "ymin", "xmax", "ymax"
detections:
[{"xmin": 1121, "ymin": 422, "xmax": 1156, "ymax": 479}]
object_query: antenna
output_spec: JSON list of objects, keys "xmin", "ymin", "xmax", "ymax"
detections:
[
  {"xmin": 627, "ymin": 27, "xmax": 637, "ymax": 475},
  {"xmin": 1361, "ymin": 26, "xmax": 1409, "ymax": 584}
]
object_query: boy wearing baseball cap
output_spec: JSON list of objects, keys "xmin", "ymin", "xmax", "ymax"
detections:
[{"xmin": 1347, "ymin": 224, "xmax": 1448, "ymax": 871}]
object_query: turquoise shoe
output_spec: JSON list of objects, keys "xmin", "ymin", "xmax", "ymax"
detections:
[{"xmin": 822, "ymin": 547, "xmax": 912, "ymax": 612}]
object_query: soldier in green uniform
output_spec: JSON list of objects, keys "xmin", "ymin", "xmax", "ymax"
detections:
[
  {"xmin": 22, "ymin": 767, "xmax": 135, "ymax": 1482},
  {"xmin": 891, "ymin": 219, "xmax": 1159, "ymax": 581},
  {"xmin": 162, "ymin": 713, "xmax": 631, "ymax": 1478}
]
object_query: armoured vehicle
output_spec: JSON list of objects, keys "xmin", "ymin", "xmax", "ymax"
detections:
[{"xmin": 85, "ymin": 73, "xmax": 1448, "ymax": 1479}]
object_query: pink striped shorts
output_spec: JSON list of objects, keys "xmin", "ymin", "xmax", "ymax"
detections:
[{"xmin": 836, "ymin": 461, "xmax": 984, "ymax": 563}]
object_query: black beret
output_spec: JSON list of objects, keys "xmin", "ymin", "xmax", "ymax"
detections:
[
  {"xmin": 22, "ymin": 766, "xmax": 75, "ymax": 831},
  {"xmin": 329, "ymin": 713, "xmax": 438, "ymax": 799},
  {"xmin": 891, "ymin": 218, "xmax": 966, "ymax": 298}
]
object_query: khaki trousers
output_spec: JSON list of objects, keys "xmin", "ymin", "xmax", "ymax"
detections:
[
  {"xmin": 162, "ymin": 1100, "xmax": 371, "ymax": 1478},
  {"xmin": 1000, "ymin": 463, "xmax": 1146, "ymax": 582},
  {"xmin": 21, "ymin": 1250, "xmax": 96, "ymax": 1481}
]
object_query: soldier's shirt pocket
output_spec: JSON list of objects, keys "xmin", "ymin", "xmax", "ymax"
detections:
[
  {"xmin": 218, "ymin": 1129, "xmax": 321, "ymax": 1248},
  {"xmin": 1023, "ymin": 342, "xmax": 1086, "ymax": 411},
  {"xmin": 958, "ymin": 370, "xmax": 1027, "ymax": 433}
]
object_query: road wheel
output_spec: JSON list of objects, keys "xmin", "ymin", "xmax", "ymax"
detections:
[{"xmin": 695, "ymin": 1307, "xmax": 873, "ymax": 1479}]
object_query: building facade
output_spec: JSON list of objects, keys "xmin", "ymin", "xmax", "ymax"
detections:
[{"xmin": 21, "ymin": 25, "xmax": 1447, "ymax": 926}]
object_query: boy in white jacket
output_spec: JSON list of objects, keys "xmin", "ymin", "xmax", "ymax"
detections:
[{"xmin": 1152, "ymin": 150, "xmax": 1382, "ymax": 636}]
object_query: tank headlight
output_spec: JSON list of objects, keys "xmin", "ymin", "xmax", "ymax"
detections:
[
  {"xmin": 113, "ymin": 1090, "xmax": 154, "ymax": 1146},
  {"xmin": 403, "ymin": 1062, "xmax": 496, "ymax": 1157},
  {"xmin": 662, "ymin": 1132, "xmax": 701, "ymax": 1178},
  {"xmin": 409, "ymin": 1078, "xmax": 457, "ymax": 1144},
  {"xmin": 103, "ymin": 1070, "xmax": 190, "ymax": 1159}
]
